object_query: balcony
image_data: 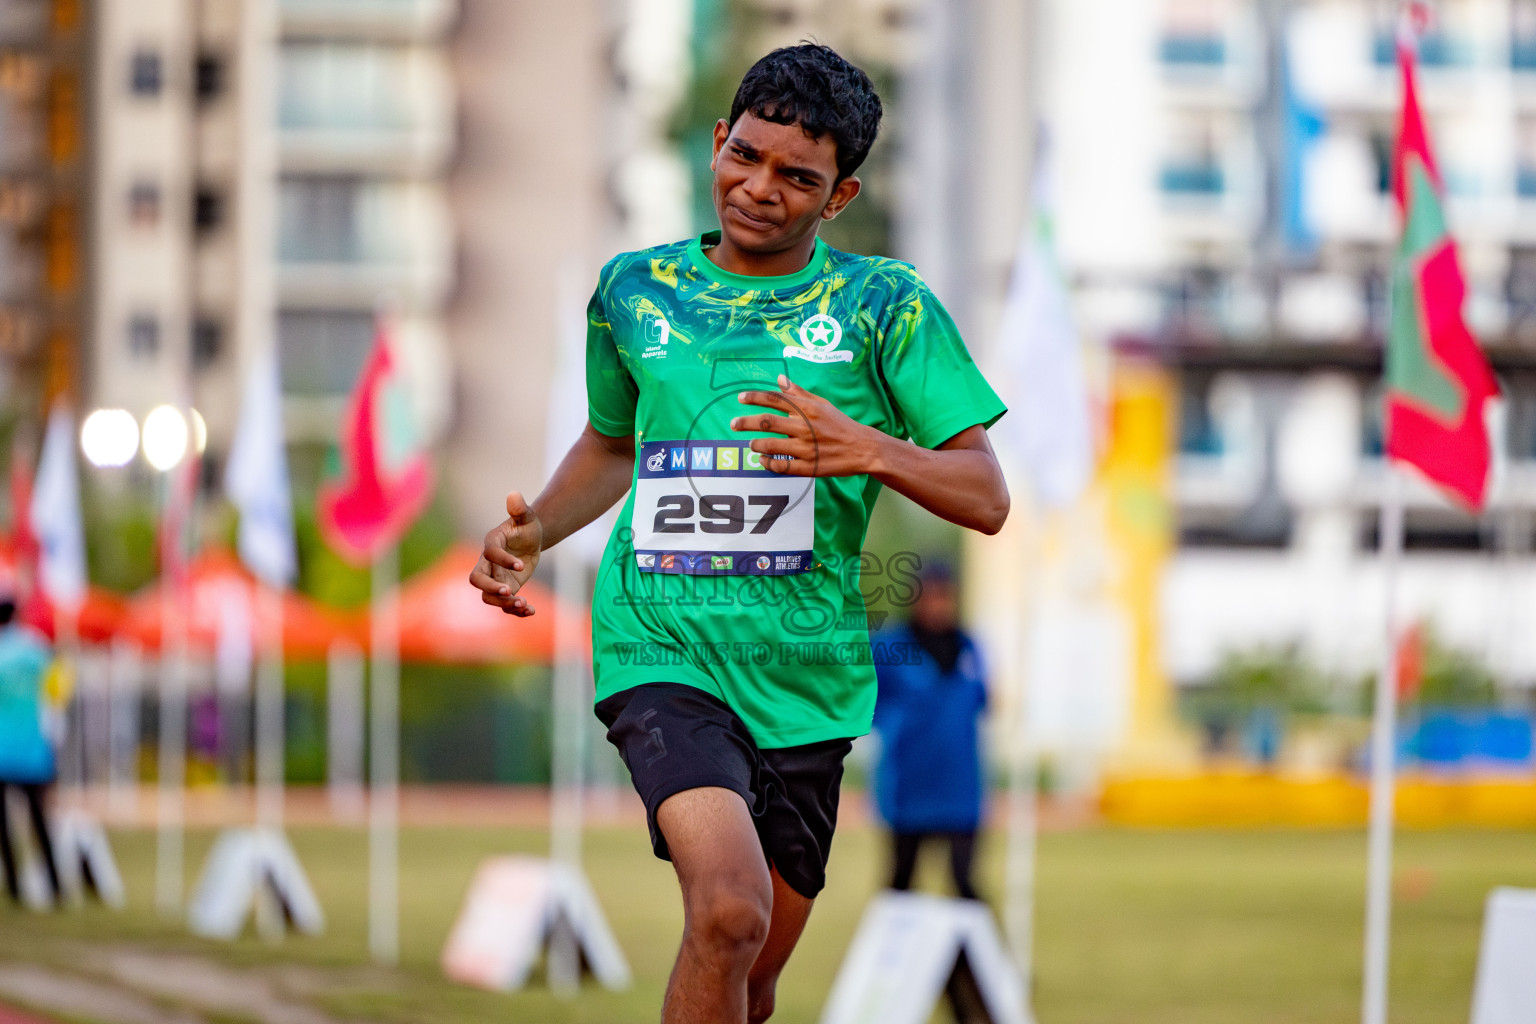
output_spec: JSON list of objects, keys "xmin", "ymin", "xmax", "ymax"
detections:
[
  {"xmin": 278, "ymin": 0, "xmax": 455, "ymax": 41},
  {"xmin": 277, "ymin": 41, "xmax": 452, "ymax": 173},
  {"xmin": 1159, "ymin": 23, "xmax": 1262, "ymax": 108},
  {"xmin": 275, "ymin": 175, "xmax": 451, "ymax": 308},
  {"xmin": 1370, "ymin": 30, "xmax": 1469, "ymax": 68}
]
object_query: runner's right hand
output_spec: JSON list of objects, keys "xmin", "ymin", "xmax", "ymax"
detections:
[{"xmin": 469, "ymin": 491, "xmax": 543, "ymax": 616}]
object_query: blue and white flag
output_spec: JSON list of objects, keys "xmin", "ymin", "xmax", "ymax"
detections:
[
  {"xmin": 30, "ymin": 404, "xmax": 87, "ymax": 611},
  {"xmin": 992, "ymin": 131, "xmax": 1095, "ymax": 508},
  {"xmin": 225, "ymin": 348, "xmax": 296, "ymax": 586}
]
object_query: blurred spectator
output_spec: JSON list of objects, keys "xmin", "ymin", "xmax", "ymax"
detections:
[
  {"xmin": 872, "ymin": 562, "xmax": 988, "ymax": 901},
  {"xmin": 0, "ymin": 597, "xmax": 60, "ymax": 908}
]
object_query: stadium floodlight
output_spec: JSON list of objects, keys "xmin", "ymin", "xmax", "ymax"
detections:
[
  {"xmin": 80, "ymin": 408, "xmax": 139, "ymax": 468},
  {"xmin": 142, "ymin": 404, "xmax": 189, "ymax": 471}
]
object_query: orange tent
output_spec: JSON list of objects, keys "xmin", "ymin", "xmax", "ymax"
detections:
[
  {"xmin": 0, "ymin": 534, "xmax": 128, "ymax": 644},
  {"xmin": 393, "ymin": 543, "xmax": 589, "ymax": 665},
  {"xmin": 121, "ymin": 549, "xmax": 364, "ymax": 659},
  {"xmin": 41, "ymin": 587, "xmax": 129, "ymax": 644}
]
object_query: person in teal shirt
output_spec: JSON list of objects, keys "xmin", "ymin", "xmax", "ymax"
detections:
[
  {"xmin": 0, "ymin": 597, "xmax": 61, "ymax": 907},
  {"xmin": 471, "ymin": 44, "xmax": 1009, "ymax": 1023}
]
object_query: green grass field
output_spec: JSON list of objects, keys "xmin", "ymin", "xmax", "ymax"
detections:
[{"xmin": 0, "ymin": 812, "xmax": 1532, "ymax": 1024}]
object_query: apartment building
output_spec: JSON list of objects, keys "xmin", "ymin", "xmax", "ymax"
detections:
[
  {"xmin": 1035, "ymin": 0, "xmax": 1536, "ymax": 687},
  {"xmin": 0, "ymin": 0, "xmax": 457, "ymax": 490}
]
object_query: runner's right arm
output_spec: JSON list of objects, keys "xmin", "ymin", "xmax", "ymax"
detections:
[{"xmin": 469, "ymin": 421, "xmax": 634, "ymax": 616}]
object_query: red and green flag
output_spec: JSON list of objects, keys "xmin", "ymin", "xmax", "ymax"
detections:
[
  {"xmin": 1384, "ymin": 28, "xmax": 1498, "ymax": 510},
  {"xmin": 317, "ymin": 319, "xmax": 433, "ymax": 566}
]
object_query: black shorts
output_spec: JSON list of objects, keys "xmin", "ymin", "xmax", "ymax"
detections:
[{"xmin": 595, "ymin": 682, "xmax": 852, "ymax": 900}]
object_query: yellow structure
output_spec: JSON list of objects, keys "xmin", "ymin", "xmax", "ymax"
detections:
[
  {"xmin": 1102, "ymin": 773, "xmax": 1536, "ymax": 828},
  {"xmin": 966, "ymin": 354, "xmax": 1192, "ymax": 776}
]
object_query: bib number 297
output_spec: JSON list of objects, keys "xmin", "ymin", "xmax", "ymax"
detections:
[{"xmin": 652, "ymin": 494, "xmax": 789, "ymax": 535}]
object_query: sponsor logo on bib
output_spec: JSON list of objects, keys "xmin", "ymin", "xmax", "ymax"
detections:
[
  {"xmin": 785, "ymin": 313, "xmax": 851, "ymax": 364},
  {"xmin": 646, "ymin": 450, "xmax": 666, "ymax": 472}
]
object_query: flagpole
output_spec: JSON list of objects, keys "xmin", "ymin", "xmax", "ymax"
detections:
[
  {"xmin": 548, "ymin": 546, "xmax": 586, "ymax": 995},
  {"xmin": 254, "ymin": 579, "xmax": 285, "ymax": 939},
  {"xmin": 1362, "ymin": 466, "xmax": 1405, "ymax": 1024},
  {"xmin": 155, "ymin": 475, "xmax": 189, "ymax": 919},
  {"xmin": 1004, "ymin": 502, "xmax": 1047, "ymax": 1021},
  {"xmin": 369, "ymin": 542, "xmax": 401, "ymax": 964},
  {"xmin": 1004, "ymin": 701, "xmax": 1039, "ymax": 1014}
]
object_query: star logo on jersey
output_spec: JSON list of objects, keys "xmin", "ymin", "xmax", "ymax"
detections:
[
  {"xmin": 786, "ymin": 313, "xmax": 852, "ymax": 364},
  {"xmin": 641, "ymin": 314, "xmax": 671, "ymax": 359}
]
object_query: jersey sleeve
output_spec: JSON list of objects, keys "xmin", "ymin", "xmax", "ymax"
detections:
[
  {"xmin": 585, "ymin": 278, "xmax": 638, "ymax": 437},
  {"xmin": 877, "ymin": 272, "xmax": 1007, "ymax": 449}
]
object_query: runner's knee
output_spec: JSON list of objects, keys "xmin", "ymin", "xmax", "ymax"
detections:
[{"xmin": 687, "ymin": 877, "xmax": 771, "ymax": 957}]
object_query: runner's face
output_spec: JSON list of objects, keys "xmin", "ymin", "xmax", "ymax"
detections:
[{"xmin": 710, "ymin": 114, "xmax": 860, "ymax": 255}]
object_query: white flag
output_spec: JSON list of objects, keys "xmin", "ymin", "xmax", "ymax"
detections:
[
  {"xmin": 30, "ymin": 403, "xmax": 87, "ymax": 611},
  {"xmin": 991, "ymin": 133, "xmax": 1095, "ymax": 508},
  {"xmin": 225, "ymin": 348, "xmax": 296, "ymax": 586}
]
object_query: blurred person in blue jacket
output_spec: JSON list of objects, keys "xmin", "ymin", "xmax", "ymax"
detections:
[
  {"xmin": 0, "ymin": 596, "xmax": 61, "ymax": 907},
  {"xmin": 872, "ymin": 562, "xmax": 988, "ymax": 900}
]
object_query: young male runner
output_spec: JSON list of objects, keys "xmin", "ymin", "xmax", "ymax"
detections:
[{"xmin": 470, "ymin": 43, "xmax": 1009, "ymax": 1024}]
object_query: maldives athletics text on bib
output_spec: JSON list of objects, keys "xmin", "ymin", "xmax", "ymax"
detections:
[{"xmin": 583, "ymin": 230, "xmax": 1006, "ymax": 749}]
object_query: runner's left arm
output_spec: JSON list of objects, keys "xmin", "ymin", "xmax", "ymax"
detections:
[{"xmin": 732, "ymin": 375, "xmax": 1009, "ymax": 534}]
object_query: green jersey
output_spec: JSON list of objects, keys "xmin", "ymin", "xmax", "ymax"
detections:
[{"xmin": 585, "ymin": 230, "xmax": 1006, "ymax": 748}]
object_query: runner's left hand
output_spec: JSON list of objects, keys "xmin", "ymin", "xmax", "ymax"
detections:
[{"xmin": 730, "ymin": 375, "xmax": 882, "ymax": 477}]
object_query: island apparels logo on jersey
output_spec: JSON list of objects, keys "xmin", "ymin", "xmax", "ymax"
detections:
[
  {"xmin": 784, "ymin": 313, "xmax": 851, "ymax": 364},
  {"xmin": 641, "ymin": 314, "xmax": 670, "ymax": 359}
]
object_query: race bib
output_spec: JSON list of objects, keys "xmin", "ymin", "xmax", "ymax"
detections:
[{"xmin": 631, "ymin": 440, "xmax": 814, "ymax": 575}]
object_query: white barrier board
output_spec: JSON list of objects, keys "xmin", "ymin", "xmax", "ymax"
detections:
[
  {"xmin": 188, "ymin": 827, "xmax": 325, "ymax": 939},
  {"xmin": 54, "ymin": 810, "xmax": 125, "ymax": 907},
  {"xmin": 821, "ymin": 891, "xmax": 1030, "ymax": 1024},
  {"xmin": 7, "ymin": 803, "xmax": 121, "ymax": 908},
  {"xmin": 1471, "ymin": 887, "xmax": 1536, "ymax": 1024},
  {"xmin": 441, "ymin": 855, "xmax": 630, "ymax": 991}
]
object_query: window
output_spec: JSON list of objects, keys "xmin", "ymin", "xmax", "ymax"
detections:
[
  {"xmin": 193, "ymin": 186, "xmax": 223, "ymax": 234},
  {"xmin": 129, "ymin": 49, "xmax": 162, "ymax": 96},
  {"xmin": 278, "ymin": 42, "xmax": 413, "ymax": 132},
  {"xmin": 127, "ymin": 314, "xmax": 159, "ymax": 357},
  {"xmin": 1161, "ymin": 0, "xmax": 1229, "ymax": 68},
  {"xmin": 195, "ymin": 52, "xmax": 224, "ymax": 102},
  {"xmin": 278, "ymin": 176, "xmax": 361, "ymax": 262},
  {"xmin": 128, "ymin": 181, "xmax": 160, "ymax": 226},
  {"xmin": 278, "ymin": 310, "xmax": 374, "ymax": 395},
  {"xmin": 192, "ymin": 317, "xmax": 222, "ymax": 369}
]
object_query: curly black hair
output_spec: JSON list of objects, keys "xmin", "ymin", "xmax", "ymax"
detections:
[{"xmin": 728, "ymin": 43, "xmax": 883, "ymax": 181}]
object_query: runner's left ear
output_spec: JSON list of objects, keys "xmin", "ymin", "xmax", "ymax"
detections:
[{"xmin": 821, "ymin": 175, "xmax": 861, "ymax": 221}]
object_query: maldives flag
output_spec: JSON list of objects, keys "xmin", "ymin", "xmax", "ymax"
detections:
[
  {"xmin": 1384, "ymin": 28, "xmax": 1499, "ymax": 510},
  {"xmin": 316, "ymin": 320, "xmax": 433, "ymax": 566}
]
